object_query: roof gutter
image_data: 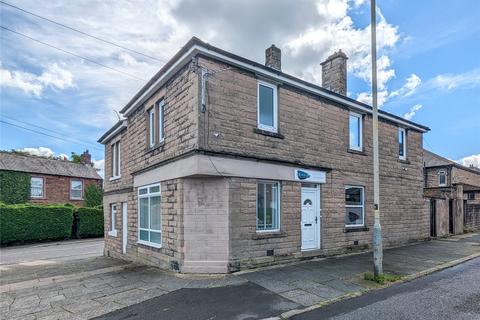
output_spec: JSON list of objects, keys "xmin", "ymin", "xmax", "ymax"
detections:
[{"xmin": 98, "ymin": 120, "xmax": 127, "ymax": 144}]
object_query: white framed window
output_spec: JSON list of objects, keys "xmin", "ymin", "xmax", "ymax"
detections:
[
  {"xmin": 398, "ymin": 128, "xmax": 407, "ymax": 160},
  {"xmin": 438, "ymin": 170, "xmax": 446, "ymax": 187},
  {"xmin": 149, "ymin": 108, "xmax": 155, "ymax": 147},
  {"xmin": 349, "ymin": 112, "xmax": 363, "ymax": 151},
  {"xmin": 138, "ymin": 184, "xmax": 162, "ymax": 248},
  {"xmin": 111, "ymin": 141, "xmax": 121, "ymax": 179},
  {"xmin": 70, "ymin": 179, "xmax": 83, "ymax": 200},
  {"xmin": 345, "ymin": 185, "xmax": 364, "ymax": 227},
  {"xmin": 157, "ymin": 100, "xmax": 165, "ymax": 142},
  {"xmin": 108, "ymin": 204, "xmax": 117, "ymax": 237},
  {"xmin": 257, "ymin": 80, "xmax": 278, "ymax": 133},
  {"xmin": 30, "ymin": 177, "xmax": 44, "ymax": 198},
  {"xmin": 256, "ymin": 181, "xmax": 280, "ymax": 232}
]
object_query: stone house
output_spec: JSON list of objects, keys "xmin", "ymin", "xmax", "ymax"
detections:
[
  {"xmin": 98, "ymin": 37, "xmax": 430, "ymax": 274},
  {"xmin": 0, "ymin": 150, "xmax": 102, "ymax": 206},
  {"xmin": 423, "ymin": 150, "xmax": 480, "ymax": 236}
]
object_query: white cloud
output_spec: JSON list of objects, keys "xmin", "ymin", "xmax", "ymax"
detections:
[
  {"xmin": 0, "ymin": 62, "xmax": 73, "ymax": 97},
  {"xmin": 431, "ymin": 68, "xmax": 480, "ymax": 91},
  {"xmin": 458, "ymin": 154, "xmax": 480, "ymax": 169},
  {"xmin": 92, "ymin": 159, "xmax": 105, "ymax": 179},
  {"xmin": 16, "ymin": 147, "xmax": 55, "ymax": 157},
  {"xmin": 390, "ymin": 74, "xmax": 422, "ymax": 98},
  {"xmin": 403, "ymin": 104, "xmax": 423, "ymax": 120}
]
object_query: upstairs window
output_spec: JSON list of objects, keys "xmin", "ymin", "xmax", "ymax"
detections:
[
  {"xmin": 111, "ymin": 141, "xmax": 120, "ymax": 179},
  {"xmin": 349, "ymin": 112, "xmax": 363, "ymax": 151},
  {"xmin": 345, "ymin": 186, "xmax": 364, "ymax": 227},
  {"xmin": 256, "ymin": 181, "xmax": 280, "ymax": 231},
  {"xmin": 257, "ymin": 81, "xmax": 278, "ymax": 132},
  {"xmin": 149, "ymin": 108, "xmax": 155, "ymax": 147},
  {"xmin": 467, "ymin": 192, "xmax": 475, "ymax": 200},
  {"xmin": 438, "ymin": 170, "xmax": 446, "ymax": 187},
  {"xmin": 398, "ymin": 128, "xmax": 406, "ymax": 160},
  {"xmin": 70, "ymin": 180, "xmax": 83, "ymax": 200},
  {"xmin": 30, "ymin": 177, "xmax": 44, "ymax": 198}
]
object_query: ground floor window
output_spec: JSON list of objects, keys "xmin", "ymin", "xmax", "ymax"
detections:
[
  {"xmin": 30, "ymin": 177, "xmax": 44, "ymax": 198},
  {"xmin": 256, "ymin": 181, "xmax": 280, "ymax": 231},
  {"xmin": 345, "ymin": 185, "xmax": 364, "ymax": 227},
  {"xmin": 108, "ymin": 204, "xmax": 117, "ymax": 237},
  {"xmin": 138, "ymin": 184, "xmax": 162, "ymax": 247}
]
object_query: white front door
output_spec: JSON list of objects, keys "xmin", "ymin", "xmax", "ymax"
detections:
[
  {"xmin": 122, "ymin": 202, "xmax": 128, "ymax": 254},
  {"xmin": 301, "ymin": 187, "xmax": 320, "ymax": 251}
]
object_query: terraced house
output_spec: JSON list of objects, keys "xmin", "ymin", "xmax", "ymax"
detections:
[{"xmin": 98, "ymin": 37, "xmax": 430, "ymax": 274}]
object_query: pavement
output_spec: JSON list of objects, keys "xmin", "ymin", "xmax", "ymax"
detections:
[
  {"xmin": 0, "ymin": 233, "xmax": 479, "ymax": 320},
  {"xmin": 293, "ymin": 257, "xmax": 480, "ymax": 320}
]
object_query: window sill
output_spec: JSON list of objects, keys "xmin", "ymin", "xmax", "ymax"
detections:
[
  {"xmin": 252, "ymin": 231, "xmax": 286, "ymax": 240},
  {"xmin": 344, "ymin": 226, "xmax": 369, "ymax": 233},
  {"xmin": 108, "ymin": 230, "xmax": 117, "ymax": 237},
  {"xmin": 347, "ymin": 148, "xmax": 366, "ymax": 156},
  {"xmin": 145, "ymin": 141, "xmax": 165, "ymax": 154},
  {"xmin": 398, "ymin": 158, "xmax": 410, "ymax": 164},
  {"xmin": 137, "ymin": 240, "xmax": 162, "ymax": 249},
  {"xmin": 109, "ymin": 176, "xmax": 121, "ymax": 181},
  {"xmin": 253, "ymin": 128, "xmax": 284, "ymax": 139},
  {"xmin": 70, "ymin": 198, "xmax": 83, "ymax": 201}
]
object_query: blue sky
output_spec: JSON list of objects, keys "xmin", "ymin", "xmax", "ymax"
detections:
[{"xmin": 1, "ymin": 0, "xmax": 479, "ymax": 175}]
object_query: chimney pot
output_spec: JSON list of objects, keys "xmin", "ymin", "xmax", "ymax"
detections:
[
  {"xmin": 321, "ymin": 50, "xmax": 348, "ymax": 95},
  {"xmin": 265, "ymin": 44, "xmax": 281, "ymax": 71}
]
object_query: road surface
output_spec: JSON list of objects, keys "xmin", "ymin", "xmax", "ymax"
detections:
[{"xmin": 294, "ymin": 257, "xmax": 480, "ymax": 320}]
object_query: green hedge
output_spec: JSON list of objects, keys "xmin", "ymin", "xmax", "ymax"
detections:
[
  {"xmin": 84, "ymin": 184, "xmax": 103, "ymax": 207},
  {"xmin": 0, "ymin": 203, "xmax": 73, "ymax": 245},
  {"xmin": 75, "ymin": 207, "xmax": 104, "ymax": 238},
  {"xmin": 0, "ymin": 171, "xmax": 30, "ymax": 204}
]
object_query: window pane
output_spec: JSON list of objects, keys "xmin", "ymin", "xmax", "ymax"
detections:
[
  {"xmin": 150, "ymin": 231, "xmax": 161, "ymax": 244},
  {"xmin": 139, "ymin": 188, "xmax": 148, "ymax": 195},
  {"xmin": 139, "ymin": 198, "xmax": 149, "ymax": 228},
  {"xmin": 345, "ymin": 187, "xmax": 362, "ymax": 205},
  {"xmin": 31, "ymin": 178, "xmax": 43, "ymax": 187},
  {"xmin": 259, "ymin": 84, "xmax": 274, "ymax": 127},
  {"xmin": 439, "ymin": 173, "xmax": 446, "ymax": 185},
  {"xmin": 345, "ymin": 207, "xmax": 363, "ymax": 225},
  {"xmin": 71, "ymin": 190, "xmax": 82, "ymax": 199},
  {"xmin": 399, "ymin": 130, "xmax": 405, "ymax": 157},
  {"xmin": 257, "ymin": 183, "xmax": 265, "ymax": 229},
  {"xmin": 265, "ymin": 184, "xmax": 273, "ymax": 228},
  {"xmin": 158, "ymin": 102, "xmax": 164, "ymax": 140},
  {"xmin": 150, "ymin": 196, "xmax": 161, "ymax": 231},
  {"xmin": 71, "ymin": 180, "xmax": 82, "ymax": 190},
  {"xmin": 149, "ymin": 186, "xmax": 160, "ymax": 193},
  {"xmin": 139, "ymin": 229, "xmax": 149, "ymax": 241},
  {"xmin": 349, "ymin": 115, "xmax": 360, "ymax": 148}
]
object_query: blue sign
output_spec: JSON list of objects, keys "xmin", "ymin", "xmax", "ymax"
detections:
[{"xmin": 297, "ymin": 170, "xmax": 311, "ymax": 180}]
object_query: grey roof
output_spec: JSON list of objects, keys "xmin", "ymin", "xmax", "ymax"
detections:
[
  {"xmin": 0, "ymin": 152, "xmax": 102, "ymax": 180},
  {"xmin": 423, "ymin": 149, "xmax": 454, "ymax": 167}
]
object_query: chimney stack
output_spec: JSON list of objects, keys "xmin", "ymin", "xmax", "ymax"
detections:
[
  {"xmin": 80, "ymin": 150, "xmax": 92, "ymax": 166},
  {"xmin": 321, "ymin": 50, "xmax": 348, "ymax": 95},
  {"xmin": 265, "ymin": 45, "xmax": 281, "ymax": 71}
]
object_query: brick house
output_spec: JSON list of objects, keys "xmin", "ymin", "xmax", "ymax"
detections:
[
  {"xmin": 0, "ymin": 150, "xmax": 102, "ymax": 206},
  {"xmin": 98, "ymin": 37, "xmax": 430, "ymax": 273},
  {"xmin": 423, "ymin": 150, "xmax": 480, "ymax": 236}
]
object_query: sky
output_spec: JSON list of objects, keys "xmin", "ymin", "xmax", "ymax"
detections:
[{"xmin": 1, "ymin": 0, "xmax": 479, "ymax": 177}]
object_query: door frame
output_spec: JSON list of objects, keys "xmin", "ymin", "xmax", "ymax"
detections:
[
  {"xmin": 122, "ymin": 202, "xmax": 128, "ymax": 254},
  {"xmin": 429, "ymin": 199, "xmax": 437, "ymax": 237},
  {"xmin": 300, "ymin": 185, "xmax": 321, "ymax": 251}
]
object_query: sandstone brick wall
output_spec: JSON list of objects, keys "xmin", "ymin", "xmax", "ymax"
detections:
[
  {"xmin": 30, "ymin": 174, "xmax": 100, "ymax": 206},
  {"xmin": 104, "ymin": 179, "xmax": 185, "ymax": 270},
  {"xmin": 196, "ymin": 57, "xmax": 428, "ymax": 267},
  {"xmin": 424, "ymin": 166, "xmax": 450, "ymax": 188},
  {"xmin": 452, "ymin": 166, "xmax": 480, "ymax": 187},
  {"xmin": 103, "ymin": 63, "xmax": 199, "ymax": 195}
]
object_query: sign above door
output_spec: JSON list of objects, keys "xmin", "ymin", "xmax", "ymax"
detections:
[{"xmin": 294, "ymin": 169, "xmax": 326, "ymax": 183}]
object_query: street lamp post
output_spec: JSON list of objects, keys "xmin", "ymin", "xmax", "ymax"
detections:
[{"xmin": 370, "ymin": 0, "xmax": 383, "ymax": 277}]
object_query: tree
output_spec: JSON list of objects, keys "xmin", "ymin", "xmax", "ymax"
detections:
[
  {"xmin": 84, "ymin": 184, "xmax": 103, "ymax": 207},
  {"xmin": 70, "ymin": 152, "xmax": 82, "ymax": 163}
]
